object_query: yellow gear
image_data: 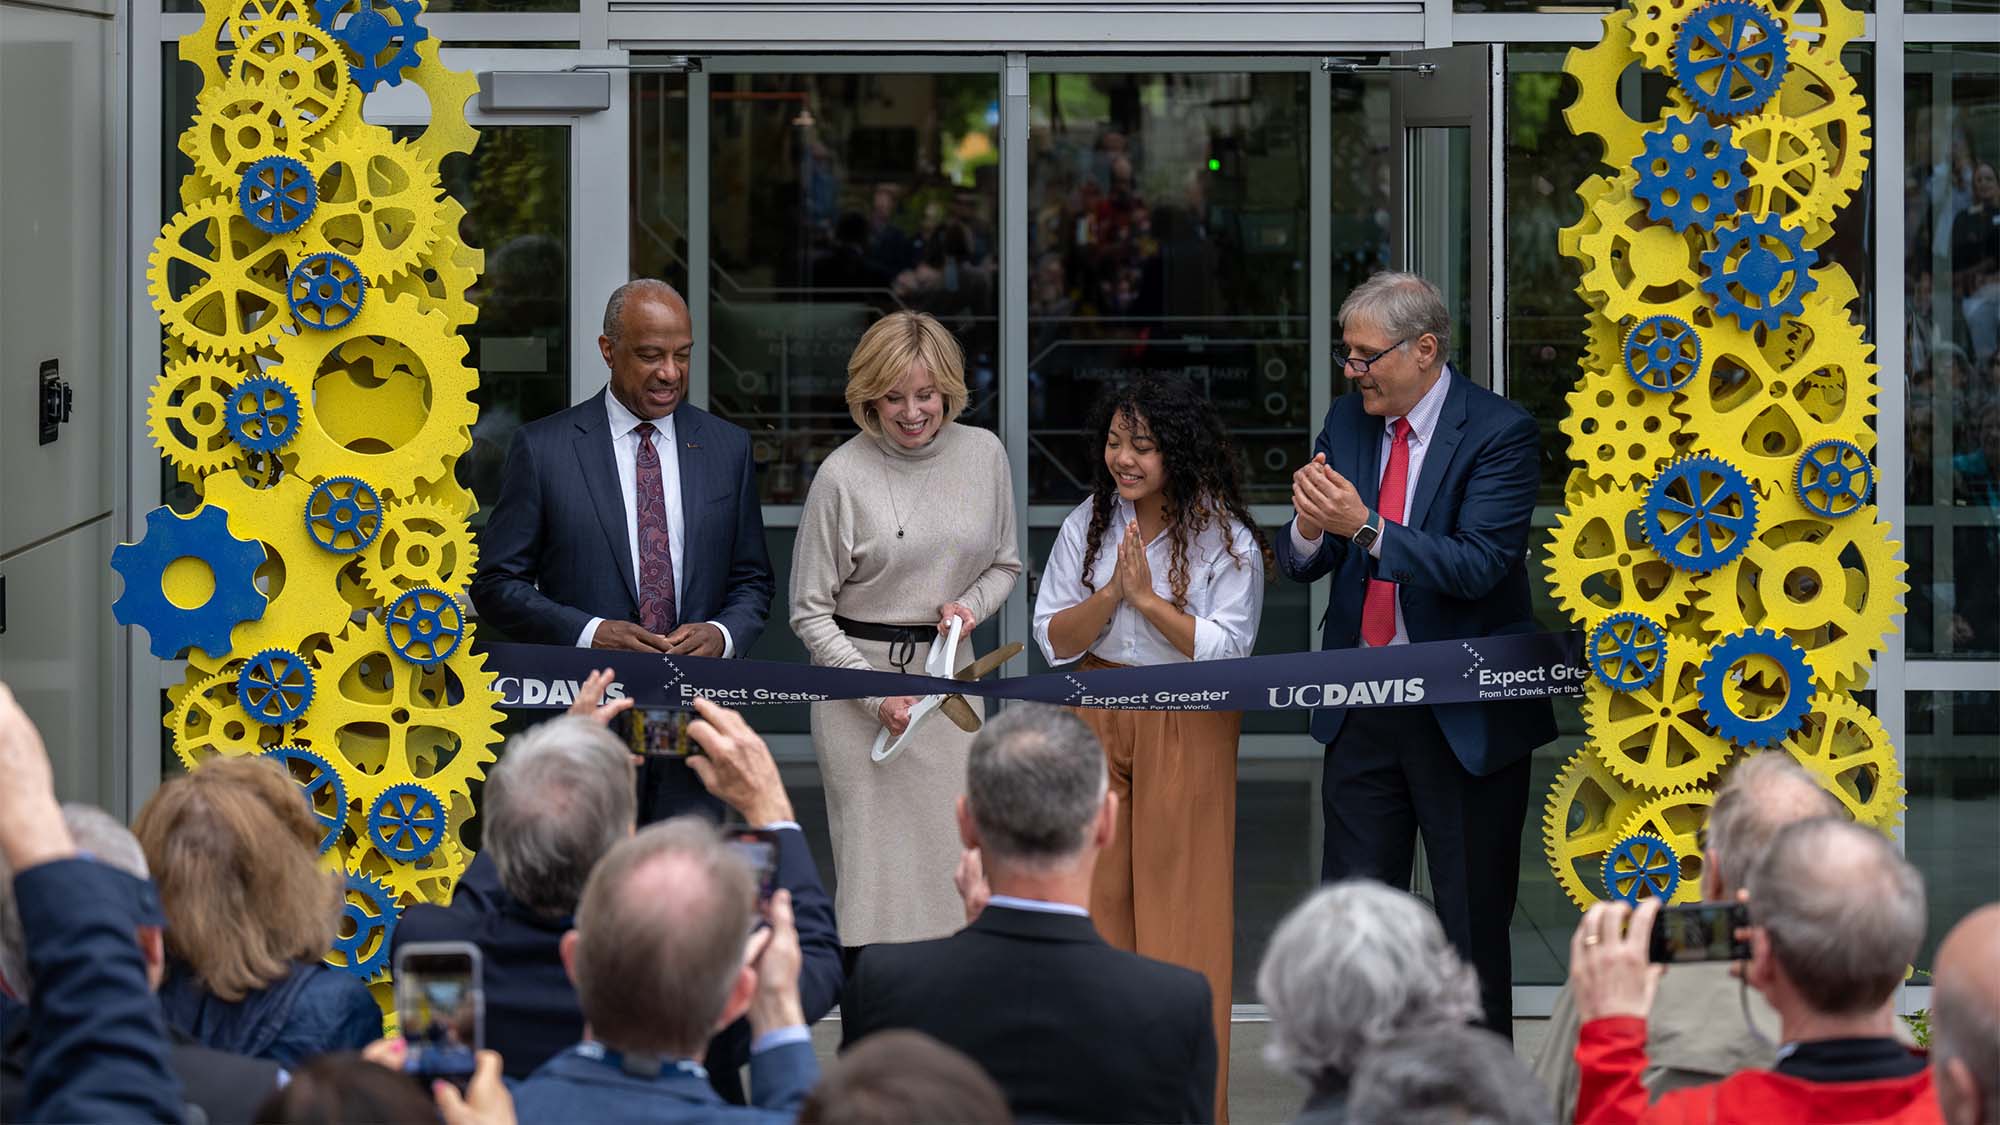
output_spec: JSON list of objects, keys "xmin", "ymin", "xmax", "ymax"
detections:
[
  {"xmin": 1771, "ymin": 0, "xmax": 1867, "ymax": 65},
  {"xmin": 167, "ymin": 667, "xmax": 297, "ymax": 770},
  {"xmin": 207, "ymin": 471, "xmax": 366, "ymax": 656},
  {"xmin": 179, "ymin": 0, "xmax": 316, "ymax": 90},
  {"xmin": 231, "ymin": 22, "xmax": 352, "ymax": 141},
  {"xmin": 1781, "ymin": 693, "xmax": 1904, "ymax": 830},
  {"xmin": 149, "ymin": 356, "xmax": 250, "ymax": 476},
  {"xmin": 1627, "ymin": 0, "xmax": 1706, "ymax": 73},
  {"xmin": 380, "ymin": 198, "xmax": 483, "ymax": 330},
  {"xmin": 1615, "ymin": 791, "xmax": 1714, "ymax": 903},
  {"xmin": 1545, "ymin": 482, "xmax": 1700, "ymax": 629},
  {"xmin": 1576, "ymin": 187, "xmax": 1711, "ymax": 324},
  {"xmin": 359, "ymin": 498, "xmax": 480, "ymax": 604},
  {"xmin": 1545, "ymin": 749, "xmax": 1654, "ymax": 909},
  {"xmin": 405, "ymin": 38, "xmax": 482, "ymax": 170},
  {"xmin": 1731, "ymin": 113, "xmax": 1839, "ymax": 235},
  {"xmin": 149, "ymin": 195, "xmax": 294, "ymax": 357},
  {"xmin": 1563, "ymin": 11, "xmax": 1656, "ymax": 172},
  {"xmin": 1560, "ymin": 367, "xmax": 1683, "ymax": 487},
  {"xmin": 1586, "ymin": 637, "xmax": 1730, "ymax": 791},
  {"xmin": 352, "ymin": 819, "xmax": 470, "ymax": 906},
  {"xmin": 1560, "ymin": 176, "xmax": 1618, "ymax": 271},
  {"xmin": 1670, "ymin": 44, "xmax": 1869, "ymax": 212},
  {"xmin": 181, "ymin": 76, "xmax": 306, "ymax": 194},
  {"xmin": 272, "ymin": 294, "xmax": 477, "ymax": 496},
  {"xmin": 298, "ymin": 121, "xmax": 448, "ymax": 286},
  {"xmin": 315, "ymin": 336, "xmax": 443, "ymax": 450}
]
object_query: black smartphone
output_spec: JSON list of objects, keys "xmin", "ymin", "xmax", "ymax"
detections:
[
  {"xmin": 629, "ymin": 705, "xmax": 695, "ymax": 757},
  {"xmin": 394, "ymin": 942, "xmax": 483, "ymax": 1090},
  {"xmin": 1649, "ymin": 901, "xmax": 1752, "ymax": 964},
  {"xmin": 724, "ymin": 827, "xmax": 781, "ymax": 908}
]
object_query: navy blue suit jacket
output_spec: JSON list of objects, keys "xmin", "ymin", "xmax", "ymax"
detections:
[
  {"xmin": 470, "ymin": 389, "xmax": 775, "ymax": 651},
  {"xmin": 511, "ymin": 1039, "xmax": 816, "ymax": 1124},
  {"xmin": 1274, "ymin": 368, "xmax": 1556, "ymax": 775}
]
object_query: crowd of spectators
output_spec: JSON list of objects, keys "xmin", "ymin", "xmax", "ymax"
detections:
[{"xmin": 1, "ymin": 675, "xmax": 1995, "ymax": 1124}]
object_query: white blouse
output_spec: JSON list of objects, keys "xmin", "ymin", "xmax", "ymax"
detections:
[{"xmin": 1033, "ymin": 496, "xmax": 1265, "ymax": 667}]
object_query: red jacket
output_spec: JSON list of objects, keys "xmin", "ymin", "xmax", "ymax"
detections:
[{"xmin": 1576, "ymin": 1016, "xmax": 1944, "ymax": 1125}]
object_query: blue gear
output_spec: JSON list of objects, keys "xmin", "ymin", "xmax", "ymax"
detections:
[
  {"xmin": 1603, "ymin": 834, "xmax": 1681, "ymax": 905},
  {"xmin": 288, "ymin": 252, "xmax": 366, "ymax": 331},
  {"xmin": 111, "ymin": 505, "xmax": 267, "ymax": 659},
  {"xmin": 1697, "ymin": 628, "xmax": 1816, "ymax": 746},
  {"xmin": 1700, "ymin": 214, "xmax": 1819, "ymax": 332},
  {"xmin": 367, "ymin": 783, "xmax": 448, "ymax": 862},
  {"xmin": 238, "ymin": 648, "xmax": 315, "ymax": 724},
  {"xmin": 263, "ymin": 746, "xmax": 347, "ymax": 855},
  {"xmin": 1588, "ymin": 613, "xmax": 1669, "ymax": 693},
  {"xmin": 305, "ymin": 476, "xmax": 384, "ymax": 553},
  {"xmin": 1795, "ymin": 439, "xmax": 1874, "ymax": 518},
  {"xmin": 237, "ymin": 155, "xmax": 316, "ymax": 235},
  {"xmin": 1623, "ymin": 316, "xmax": 1703, "ymax": 393},
  {"xmin": 386, "ymin": 586, "xmax": 465, "ymax": 666},
  {"xmin": 315, "ymin": 0, "xmax": 428, "ymax": 92},
  {"xmin": 328, "ymin": 872, "xmax": 400, "ymax": 978},
  {"xmin": 1672, "ymin": 0, "xmax": 1789, "ymax": 119},
  {"xmin": 224, "ymin": 375, "xmax": 301, "ymax": 454},
  {"xmin": 1643, "ymin": 456, "xmax": 1760, "ymax": 572},
  {"xmin": 1631, "ymin": 113, "xmax": 1747, "ymax": 231}
]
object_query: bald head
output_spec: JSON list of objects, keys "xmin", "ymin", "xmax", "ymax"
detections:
[
  {"xmin": 1934, "ymin": 904, "xmax": 2000, "ymax": 1125},
  {"xmin": 1705, "ymin": 751, "xmax": 1845, "ymax": 896}
]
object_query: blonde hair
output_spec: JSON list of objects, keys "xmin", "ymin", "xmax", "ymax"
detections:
[
  {"xmin": 844, "ymin": 311, "xmax": 967, "ymax": 437},
  {"xmin": 133, "ymin": 757, "xmax": 343, "ymax": 1001}
]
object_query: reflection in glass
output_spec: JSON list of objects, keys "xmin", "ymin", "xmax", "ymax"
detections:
[
  {"xmin": 1027, "ymin": 72, "xmax": 1310, "ymax": 505},
  {"xmin": 631, "ymin": 71, "xmax": 690, "ymax": 294},
  {"xmin": 1906, "ymin": 691, "xmax": 2000, "ymax": 966},
  {"xmin": 1407, "ymin": 126, "xmax": 1474, "ymax": 362},
  {"xmin": 705, "ymin": 72, "xmax": 1002, "ymax": 505}
]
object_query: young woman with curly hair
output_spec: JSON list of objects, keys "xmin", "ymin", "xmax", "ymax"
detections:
[{"xmin": 1031, "ymin": 373, "xmax": 1271, "ymax": 1121}]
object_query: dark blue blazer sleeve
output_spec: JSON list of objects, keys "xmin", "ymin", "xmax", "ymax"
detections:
[
  {"xmin": 1375, "ymin": 410, "xmax": 1541, "ymax": 601},
  {"xmin": 1274, "ymin": 405, "xmax": 1347, "ymax": 584},
  {"xmin": 18, "ymin": 859, "xmax": 183, "ymax": 1124},
  {"xmin": 773, "ymin": 826, "xmax": 841, "ymax": 1022},
  {"xmin": 710, "ymin": 439, "xmax": 775, "ymax": 654},
  {"xmin": 469, "ymin": 427, "xmax": 595, "ymax": 646},
  {"xmin": 747, "ymin": 1040, "xmax": 819, "ymax": 1115}
]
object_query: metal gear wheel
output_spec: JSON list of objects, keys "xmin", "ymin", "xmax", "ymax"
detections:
[
  {"xmin": 1780, "ymin": 694, "xmax": 1905, "ymax": 830},
  {"xmin": 205, "ymin": 471, "xmax": 366, "ymax": 660},
  {"xmin": 148, "ymin": 357, "xmax": 249, "ymax": 476},
  {"xmin": 181, "ymin": 76, "xmax": 307, "ymax": 195},
  {"xmin": 1545, "ymin": 749, "xmax": 1654, "ymax": 910},
  {"xmin": 238, "ymin": 155, "xmax": 317, "ymax": 234},
  {"xmin": 112, "ymin": 505, "xmax": 268, "ymax": 660},
  {"xmin": 1731, "ymin": 113, "xmax": 1838, "ymax": 234},
  {"xmin": 295, "ymin": 122, "xmax": 447, "ymax": 286},
  {"xmin": 352, "ymin": 827, "xmax": 469, "ymax": 907},
  {"xmin": 288, "ymin": 251, "xmax": 367, "ymax": 330},
  {"xmin": 365, "ymin": 782, "xmax": 448, "ymax": 861},
  {"xmin": 264, "ymin": 745, "xmax": 349, "ymax": 854},
  {"xmin": 179, "ymin": 0, "xmax": 317, "ymax": 90},
  {"xmin": 327, "ymin": 870, "xmax": 400, "ymax": 978},
  {"xmin": 272, "ymin": 294, "xmax": 476, "ymax": 496},
  {"xmin": 223, "ymin": 374, "xmax": 302, "ymax": 454},
  {"xmin": 1545, "ymin": 483, "xmax": 1701, "ymax": 629},
  {"xmin": 385, "ymin": 587, "xmax": 466, "ymax": 666},
  {"xmin": 149, "ymin": 195, "xmax": 295, "ymax": 357},
  {"xmin": 1561, "ymin": 176, "xmax": 1620, "ymax": 268},
  {"xmin": 167, "ymin": 668, "xmax": 295, "ymax": 770},
  {"xmin": 1586, "ymin": 636, "xmax": 1733, "ymax": 791},
  {"xmin": 305, "ymin": 476, "xmax": 386, "ymax": 553},
  {"xmin": 1795, "ymin": 439, "xmax": 1874, "ymax": 517},
  {"xmin": 1700, "ymin": 213, "xmax": 1819, "ymax": 332},
  {"xmin": 1577, "ymin": 186, "xmax": 1712, "ymax": 325},
  {"xmin": 1614, "ymin": 792, "xmax": 1714, "ymax": 903},
  {"xmin": 231, "ymin": 21, "xmax": 353, "ymax": 141},
  {"xmin": 1603, "ymin": 834, "xmax": 1681, "ymax": 905},
  {"xmin": 1563, "ymin": 11, "xmax": 1659, "ymax": 172},
  {"xmin": 1769, "ymin": 0, "xmax": 1867, "ymax": 63},
  {"xmin": 315, "ymin": 336, "xmax": 440, "ymax": 451},
  {"xmin": 239, "ymin": 647, "xmax": 316, "ymax": 724},
  {"xmin": 1673, "ymin": 0, "xmax": 1789, "ymax": 120},
  {"xmin": 1623, "ymin": 316, "xmax": 1703, "ymax": 393},
  {"xmin": 315, "ymin": 0, "xmax": 429, "ymax": 92},
  {"xmin": 1632, "ymin": 111, "xmax": 1748, "ymax": 231},
  {"xmin": 1588, "ymin": 612, "xmax": 1670, "ymax": 692},
  {"xmin": 1697, "ymin": 628, "xmax": 1816, "ymax": 746},
  {"xmin": 1628, "ymin": 0, "xmax": 1708, "ymax": 73},
  {"xmin": 1642, "ymin": 455, "xmax": 1760, "ymax": 573},
  {"xmin": 1561, "ymin": 368, "xmax": 1684, "ymax": 487},
  {"xmin": 1672, "ymin": 44, "xmax": 1869, "ymax": 216},
  {"xmin": 379, "ymin": 198, "xmax": 482, "ymax": 330},
  {"xmin": 358, "ymin": 498, "xmax": 479, "ymax": 603},
  {"xmin": 403, "ymin": 38, "xmax": 481, "ymax": 170}
]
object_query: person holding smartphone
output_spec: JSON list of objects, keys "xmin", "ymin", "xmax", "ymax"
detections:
[{"xmin": 1032, "ymin": 373, "xmax": 1270, "ymax": 1122}]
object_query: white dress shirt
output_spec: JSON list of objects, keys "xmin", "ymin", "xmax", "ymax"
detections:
[
  {"xmin": 1034, "ymin": 495, "xmax": 1265, "ymax": 666},
  {"xmin": 1288, "ymin": 368, "xmax": 1452, "ymax": 647},
  {"xmin": 577, "ymin": 391, "xmax": 734, "ymax": 655},
  {"xmin": 984, "ymin": 894, "xmax": 1090, "ymax": 918}
]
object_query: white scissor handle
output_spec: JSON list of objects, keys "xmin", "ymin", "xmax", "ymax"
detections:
[{"xmin": 869, "ymin": 617, "xmax": 961, "ymax": 764}]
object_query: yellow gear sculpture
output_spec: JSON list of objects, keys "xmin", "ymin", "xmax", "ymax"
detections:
[
  {"xmin": 117, "ymin": 0, "xmax": 494, "ymax": 1010},
  {"xmin": 1543, "ymin": 0, "xmax": 1903, "ymax": 910}
]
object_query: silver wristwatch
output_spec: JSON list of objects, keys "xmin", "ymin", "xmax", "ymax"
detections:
[{"xmin": 1350, "ymin": 510, "xmax": 1382, "ymax": 551}]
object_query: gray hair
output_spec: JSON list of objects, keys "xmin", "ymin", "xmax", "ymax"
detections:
[
  {"xmin": 0, "ymin": 805, "xmax": 152, "ymax": 998},
  {"xmin": 484, "ymin": 716, "xmax": 636, "ymax": 917},
  {"xmin": 1347, "ymin": 1025, "xmax": 1554, "ymax": 1125},
  {"xmin": 965, "ymin": 704, "xmax": 1107, "ymax": 865},
  {"xmin": 602, "ymin": 279, "xmax": 684, "ymax": 344},
  {"xmin": 1338, "ymin": 271, "xmax": 1451, "ymax": 359},
  {"xmin": 1257, "ymin": 880, "xmax": 1483, "ymax": 1086},
  {"xmin": 1748, "ymin": 817, "xmax": 1926, "ymax": 1016},
  {"xmin": 571, "ymin": 817, "xmax": 755, "ymax": 1057},
  {"xmin": 1705, "ymin": 750, "xmax": 1845, "ymax": 894}
]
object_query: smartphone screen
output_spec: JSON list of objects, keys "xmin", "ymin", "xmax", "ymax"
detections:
[
  {"xmin": 1648, "ymin": 901, "xmax": 1752, "ymax": 963},
  {"xmin": 629, "ymin": 706, "xmax": 695, "ymax": 757},
  {"xmin": 395, "ymin": 943, "xmax": 483, "ymax": 1086},
  {"xmin": 724, "ymin": 828, "xmax": 780, "ymax": 907}
]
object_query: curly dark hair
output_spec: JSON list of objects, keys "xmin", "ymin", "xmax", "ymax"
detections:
[{"xmin": 1078, "ymin": 373, "xmax": 1275, "ymax": 609}]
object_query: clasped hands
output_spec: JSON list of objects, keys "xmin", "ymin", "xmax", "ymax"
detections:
[
  {"xmin": 592, "ymin": 619, "xmax": 726, "ymax": 656},
  {"xmin": 1292, "ymin": 453, "xmax": 1370, "ymax": 541}
]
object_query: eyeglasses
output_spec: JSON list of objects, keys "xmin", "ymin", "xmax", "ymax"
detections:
[{"xmin": 1334, "ymin": 338, "xmax": 1409, "ymax": 375}]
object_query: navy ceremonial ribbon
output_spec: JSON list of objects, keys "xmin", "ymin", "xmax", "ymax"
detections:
[{"xmin": 483, "ymin": 630, "xmax": 1592, "ymax": 713}]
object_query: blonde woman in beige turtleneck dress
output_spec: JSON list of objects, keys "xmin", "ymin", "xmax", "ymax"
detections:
[{"xmin": 789, "ymin": 311, "xmax": 1021, "ymax": 948}]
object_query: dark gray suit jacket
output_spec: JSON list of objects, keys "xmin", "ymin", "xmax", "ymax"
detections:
[{"xmin": 471, "ymin": 389, "xmax": 775, "ymax": 651}]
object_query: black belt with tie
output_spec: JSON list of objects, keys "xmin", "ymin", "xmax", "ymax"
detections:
[{"xmin": 831, "ymin": 614, "xmax": 933, "ymax": 673}]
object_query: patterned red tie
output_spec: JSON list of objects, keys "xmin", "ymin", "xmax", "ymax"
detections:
[
  {"xmin": 633, "ymin": 422, "xmax": 678, "ymax": 635},
  {"xmin": 1361, "ymin": 418, "xmax": 1412, "ymax": 647}
]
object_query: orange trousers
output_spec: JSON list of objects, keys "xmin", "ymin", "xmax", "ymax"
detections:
[{"xmin": 1074, "ymin": 655, "xmax": 1241, "ymax": 1124}]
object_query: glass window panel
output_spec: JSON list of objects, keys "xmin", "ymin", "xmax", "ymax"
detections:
[
  {"xmin": 1907, "ymin": 44, "xmax": 2000, "ymax": 659},
  {"xmin": 706, "ymin": 72, "xmax": 1001, "ymax": 505},
  {"xmin": 1907, "ymin": 690, "xmax": 2000, "ymax": 967},
  {"xmin": 1407, "ymin": 126, "xmax": 1474, "ymax": 354},
  {"xmin": 1027, "ymin": 71, "xmax": 1311, "ymax": 506},
  {"xmin": 630, "ymin": 70, "xmax": 690, "ymax": 294}
]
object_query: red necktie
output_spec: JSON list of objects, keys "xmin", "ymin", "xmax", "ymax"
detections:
[
  {"xmin": 1361, "ymin": 418, "xmax": 1412, "ymax": 647},
  {"xmin": 633, "ymin": 422, "xmax": 679, "ymax": 634}
]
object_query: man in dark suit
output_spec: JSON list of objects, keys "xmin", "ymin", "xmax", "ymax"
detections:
[
  {"xmin": 470, "ymin": 279, "xmax": 775, "ymax": 819},
  {"xmin": 391, "ymin": 702, "xmax": 842, "ymax": 1102},
  {"xmin": 840, "ymin": 703, "xmax": 1217, "ymax": 1123},
  {"xmin": 1275, "ymin": 271, "xmax": 1556, "ymax": 1035}
]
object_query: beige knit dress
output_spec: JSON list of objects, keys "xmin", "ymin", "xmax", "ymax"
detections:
[{"xmin": 789, "ymin": 422, "xmax": 1021, "ymax": 945}]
